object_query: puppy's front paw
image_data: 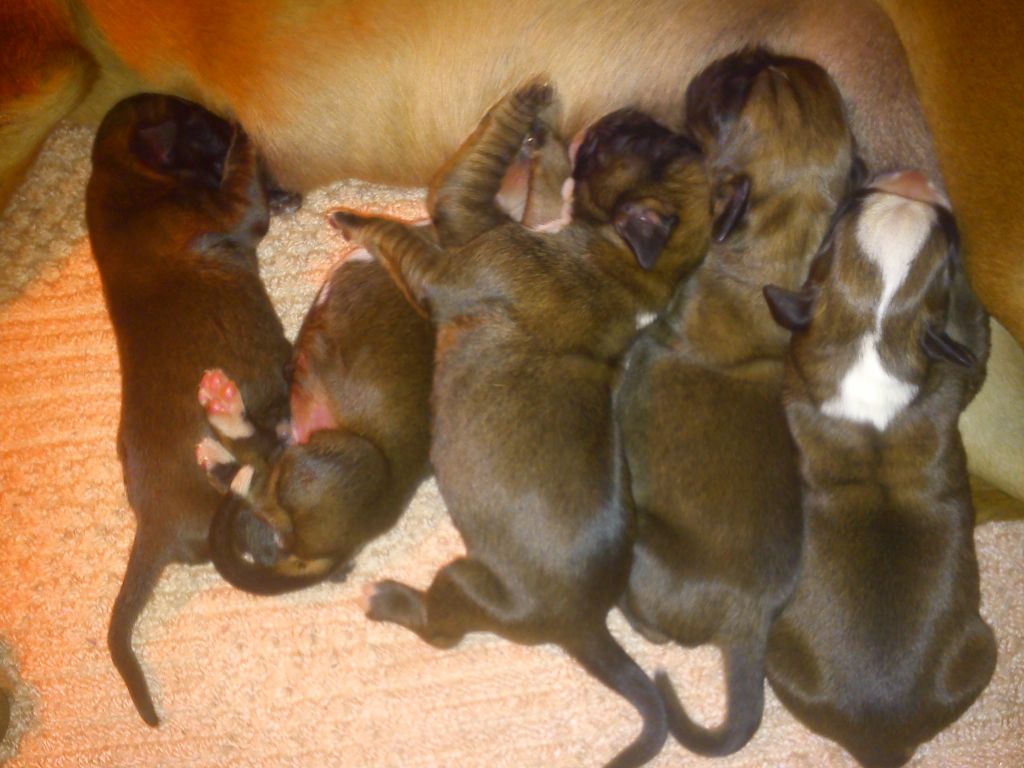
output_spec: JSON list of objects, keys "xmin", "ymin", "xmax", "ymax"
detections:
[
  {"xmin": 365, "ymin": 580, "xmax": 427, "ymax": 629},
  {"xmin": 514, "ymin": 78, "xmax": 555, "ymax": 114},
  {"xmin": 267, "ymin": 187, "xmax": 303, "ymax": 216},
  {"xmin": 198, "ymin": 368, "xmax": 255, "ymax": 439}
]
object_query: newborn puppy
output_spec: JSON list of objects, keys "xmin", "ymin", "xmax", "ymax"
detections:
[
  {"xmin": 331, "ymin": 84, "xmax": 711, "ymax": 768},
  {"xmin": 197, "ymin": 254, "xmax": 435, "ymax": 593},
  {"xmin": 615, "ymin": 49, "xmax": 858, "ymax": 757},
  {"xmin": 763, "ymin": 172, "xmax": 995, "ymax": 767},
  {"xmin": 86, "ymin": 94, "xmax": 292, "ymax": 725}
]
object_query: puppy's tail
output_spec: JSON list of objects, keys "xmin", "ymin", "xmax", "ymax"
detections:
[
  {"xmin": 655, "ymin": 638, "xmax": 765, "ymax": 756},
  {"xmin": 108, "ymin": 528, "xmax": 168, "ymax": 726},
  {"xmin": 208, "ymin": 497, "xmax": 342, "ymax": 596},
  {"xmin": 568, "ymin": 625, "xmax": 667, "ymax": 768}
]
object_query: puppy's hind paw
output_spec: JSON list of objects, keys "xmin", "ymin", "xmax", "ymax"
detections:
[
  {"xmin": 365, "ymin": 580, "xmax": 428, "ymax": 630},
  {"xmin": 196, "ymin": 436, "xmax": 235, "ymax": 471},
  {"xmin": 198, "ymin": 368, "xmax": 255, "ymax": 439},
  {"xmin": 328, "ymin": 210, "xmax": 369, "ymax": 239}
]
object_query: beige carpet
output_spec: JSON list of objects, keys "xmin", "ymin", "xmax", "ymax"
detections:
[{"xmin": 0, "ymin": 123, "xmax": 1022, "ymax": 768}]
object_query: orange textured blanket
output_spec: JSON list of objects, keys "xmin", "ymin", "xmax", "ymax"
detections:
[{"xmin": 0, "ymin": 124, "xmax": 1021, "ymax": 768}]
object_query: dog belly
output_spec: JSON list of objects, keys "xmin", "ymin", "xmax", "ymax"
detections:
[{"xmin": 77, "ymin": 0, "xmax": 929, "ymax": 186}]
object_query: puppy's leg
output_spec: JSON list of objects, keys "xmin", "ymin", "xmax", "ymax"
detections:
[
  {"xmin": 0, "ymin": 0, "xmax": 97, "ymax": 213},
  {"xmin": 428, "ymin": 81, "xmax": 555, "ymax": 247},
  {"xmin": 275, "ymin": 428, "xmax": 392, "ymax": 559},
  {"xmin": 197, "ymin": 369, "xmax": 289, "ymax": 533},
  {"xmin": 367, "ymin": 557, "xmax": 520, "ymax": 649},
  {"xmin": 109, "ymin": 524, "xmax": 170, "ymax": 726},
  {"xmin": 329, "ymin": 212, "xmax": 443, "ymax": 316}
]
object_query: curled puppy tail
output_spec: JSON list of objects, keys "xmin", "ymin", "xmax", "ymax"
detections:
[
  {"xmin": 568, "ymin": 625, "xmax": 667, "ymax": 768},
  {"xmin": 207, "ymin": 496, "xmax": 342, "ymax": 596},
  {"xmin": 108, "ymin": 528, "xmax": 168, "ymax": 726},
  {"xmin": 656, "ymin": 638, "xmax": 766, "ymax": 756}
]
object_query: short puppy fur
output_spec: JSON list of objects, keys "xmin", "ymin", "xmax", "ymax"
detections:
[
  {"xmin": 86, "ymin": 94, "xmax": 292, "ymax": 725},
  {"xmin": 332, "ymin": 84, "xmax": 711, "ymax": 768},
  {"xmin": 199, "ymin": 255, "xmax": 435, "ymax": 593},
  {"xmin": 763, "ymin": 171, "xmax": 996, "ymax": 767},
  {"xmin": 615, "ymin": 49, "xmax": 858, "ymax": 756}
]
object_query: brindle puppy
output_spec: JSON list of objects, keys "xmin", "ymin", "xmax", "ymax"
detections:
[
  {"xmin": 196, "ymin": 254, "xmax": 435, "ymax": 593},
  {"xmin": 615, "ymin": 49, "xmax": 859, "ymax": 757},
  {"xmin": 763, "ymin": 172, "xmax": 995, "ymax": 767},
  {"xmin": 195, "ymin": 120, "xmax": 571, "ymax": 591},
  {"xmin": 86, "ymin": 94, "xmax": 293, "ymax": 725},
  {"xmin": 331, "ymin": 84, "xmax": 711, "ymax": 768}
]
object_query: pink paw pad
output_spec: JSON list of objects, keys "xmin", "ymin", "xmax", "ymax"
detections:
[
  {"xmin": 198, "ymin": 368, "xmax": 255, "ymax": 439},
  {"xmin": 195, "ymin": 437, "xmax": 235, "ymax": 471}
]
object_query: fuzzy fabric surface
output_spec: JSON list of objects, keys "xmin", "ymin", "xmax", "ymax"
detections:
[{"xmin": 0, "ymin": 123, "xmax": 1021, "ymax": 768}]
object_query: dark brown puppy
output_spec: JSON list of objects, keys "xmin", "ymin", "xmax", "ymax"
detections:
[
  {"xmin": 86, "ymin": 94, "xmax": 293, "ymax": 725},
  {"xmin": 615, "ymin": 50, "xmax": 858, "ymax": 757},
  {"xmin": 197, "ymin": 254, "xmax": 435, "ymax": 593},
  {"xmin": 763, "ymin": 172, "xmax": 995, "ymax": 767},
  {"xmin": 197, "ymin": 126, "xmax": 565, "ymax": 592},
  {"xmin": 331, "ymin": 84, "xmax": 711, "ymax": 768}
]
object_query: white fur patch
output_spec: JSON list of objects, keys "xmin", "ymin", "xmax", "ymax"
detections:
[
  {"xmin": 856, "ymin": 193, "xmax": 937, "ymax": 327},
  {"xmin": 230, "ymin": 464, "xmax": 255, "ymax": 497},
  {"xmin": 823, "ymin": 192, "xmax": 936, "ymax": 430},
  {"xmin": 635, "ymin": 311, "xmax": 656, "ymax": 330},
  {"xmin": 209, "ymin": 412, "xmax": 255, "ymax": 440},
  {"xmin": 195, "ymin": 437, "xmax": 235, "ymax": 470},
  {"xmin": 345, "ymin": 246, "xmax": 373, "ymax": 263},
  {"xmin": 822, "ymin": 333, "xmax": 917, "ymax": 430},
  {"xmin": 529, "ymin": 177, "xmax": 574, "ymax": 234},
  {"xmin": 314, "ymin": 277, "xmax": 333, "ymax": 307}
]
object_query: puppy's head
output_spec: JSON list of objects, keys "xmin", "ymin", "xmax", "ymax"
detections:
[
  {"xmin": 571, "ymin": 109, "xmax": 710, "ymax": 280},
  {"xmin": 684, "ymin": 48, "xmax": 858, "ymax": 245},
  {"xmin": 92, "ymin": 93, "xmax": 237, "ymax": 190},
  {"xmin": 764, "ymin": 171, "xmax": 974, "ymax": 430}
]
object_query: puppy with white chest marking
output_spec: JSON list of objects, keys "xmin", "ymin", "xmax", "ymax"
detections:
[
  {"xmin": 331, "ymin": 83, "xmax": 712, "ymax": 768},
  {"xmin": 615, "ymin": 49, "xmax": 858, "ymax": 757},
  {"xmin": 763, "ymin": 172, "xmax": 995, "ymax": 767},
  {"xmin": 86, "ymin": 94, "xmax": 293, "ymax": 725}
]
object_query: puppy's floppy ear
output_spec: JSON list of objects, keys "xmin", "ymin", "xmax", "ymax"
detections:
[
  {"xmin": 763, "ymin": 283, "xmax": 814, "ymax": 331},
  {"xmin": 711, "ymin": 173, "xmax": 751, "ymax": 242},
  {"xmin": 921, "ymin": 324, "xmax": 977, "ymax": 368},
  {"xmin": 131, "ymin": 120, "xmax": 178, "ymax": 171},
  {"xmin": 613, "ymin": 199, "xmax": 679, "ymax": 270}
]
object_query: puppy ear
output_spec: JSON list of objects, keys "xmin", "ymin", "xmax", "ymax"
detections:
[
  {"xmin": 613, "ymin": 200, "xmax": 679, "ymax": 270},
  {"xmin": 131, "ymin": 120, "xmax": 178, "ymax": 170},
  {"xmin": 711, "ymin": 173, "xmax": 751, "ymax": 242},
  {"xmin": 848, "ymin": 155, "xmax": 869, "ymax": 191},
  {"xmin": 921, "ymin": 324, "xmax": 977, "ymax": 368},
  {"xmin": 763, "ymin": 283, "xmax": 814, "ymax": 331}
]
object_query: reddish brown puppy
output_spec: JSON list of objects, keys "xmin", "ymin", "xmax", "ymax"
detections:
[
  {"xmin": 197, "ymin": 253, "xmax": 436, "ymax": 594},
  {"xmin": 86, "ymin": 94, "xmax": 292, "ymax": 725}
]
